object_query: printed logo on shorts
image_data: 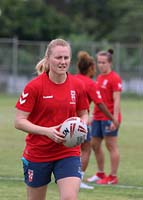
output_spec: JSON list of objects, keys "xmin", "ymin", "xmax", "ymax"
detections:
[
  {"xmin": 78, "ymin": 166, "xmax": 82, "ymax": 175},
  {"xmin": 28, "ymin": 169, "xmax": 34, "ymax": 182}
]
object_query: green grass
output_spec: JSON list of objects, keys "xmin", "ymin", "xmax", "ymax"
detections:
[{"xmin": 0, "ymin": 94, "xmax": 143, "ymax": 199}]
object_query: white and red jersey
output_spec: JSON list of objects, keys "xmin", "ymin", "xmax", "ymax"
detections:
[
  {"xmin": 16, "ymin": 72, "xmax": 89, "ymax": 162},
  {"xmin": 75, "ymin": 74, "xmax": 103, "ymax": 105},
  {"xmin": 93, "ymin": 71, "xmax": 122, "ymax": 121}
]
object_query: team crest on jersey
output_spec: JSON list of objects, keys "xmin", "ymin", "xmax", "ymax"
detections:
[
  {"xmin": 101, "ymin": 79, "xmax": 108, "ymax": 88},
  {"xmin": 20, "ymin": 91, "xmax": 29, "ymax": 105},
  {"xmin": 28, "ymin": 169, "xmax": 34, "ymax": 182},
  {"xmin": 70, "ymin": 90, "xmax": 76, "ymax": 104}
]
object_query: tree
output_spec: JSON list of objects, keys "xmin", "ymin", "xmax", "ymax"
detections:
[
  {"xmin": 108, "ymin": 0, "xmax": 143, "ymax": 43},
  {"xmin": 0, "ymin": 0, "xmax": 143, "ymax": 43},
  {"xmin": 0, "ymin": 0, "xmax": 72, "ymax": 40}
]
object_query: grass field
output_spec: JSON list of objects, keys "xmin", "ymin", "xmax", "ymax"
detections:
[{"xmin": 0, "ymin": 94, "xmax": 143, "ymax": 200}]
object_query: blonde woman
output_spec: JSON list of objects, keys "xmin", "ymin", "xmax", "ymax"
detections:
[{"xmin": 15, "ymin": 39, "xmax": 89, "ymax": 200}]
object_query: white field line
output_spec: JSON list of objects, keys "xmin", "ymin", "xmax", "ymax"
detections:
[
  {"xmin": 116, "ymin": 184, "xmax": 143, "ymax": 190},
  {"xmin": 0, "ymin": 176, "xmax": 143, "ymax": 190},
  {"xmin": 93, "ymin": 184, "xmax": 143, "ymax": 190}
]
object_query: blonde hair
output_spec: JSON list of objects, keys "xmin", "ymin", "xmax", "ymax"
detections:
[{"xmin": 35, "ymin": 38, "xmax": 71, "ymax": 75}]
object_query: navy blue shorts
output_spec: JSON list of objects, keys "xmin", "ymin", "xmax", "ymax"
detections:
[
  {"xmin": 85, "ymin": 125, "xmax": 92, "ymax": 142},
  {"xmin": 91, "ymin": 120, "xmax": 118, "ymax": 138},
  {"xmin": 21, "ymin": 156, "xmax": 81, "ymax": 187}
]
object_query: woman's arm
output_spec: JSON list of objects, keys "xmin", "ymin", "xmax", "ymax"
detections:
[
  {"xmin": 97, "ymin": 103, "xmax": 119, "ymax": 128},
  {"xmin": 14, "ymin": 109, "xmax": 65, "ymax": 143},
  {"xmin": 113, "ymin": 91, "xmax": 121, "ymax": 122},
  {"xmin": 76, "ymin": 109, "xmax": 89, "ymax": 124}
]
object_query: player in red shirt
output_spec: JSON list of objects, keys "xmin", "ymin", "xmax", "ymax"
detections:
[
  {"xmin": 87, "ymin": 49, "xmax": 122, "ymax": 185},
  {"xmin": 75, "ymin": 51, "xmax": 119, "ymax": 189},
  {"xmin": 14, "ymin": 39, "xmax": 89, "ymax": 200}
]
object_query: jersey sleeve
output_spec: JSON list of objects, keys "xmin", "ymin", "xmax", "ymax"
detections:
[
  {"xmin": 87, "ymin": 82, "xmax": 103, "ymax": 105},
  {"xmin": 15, "ymin": 82, "xmax": 38, "ymax": 113},
  {"xmin": 112, "ymin": 74, "xmax": 122, "ymax": 92}
]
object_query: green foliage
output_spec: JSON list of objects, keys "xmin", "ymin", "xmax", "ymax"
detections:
[
  {"xmin": 0, "ymin": 0, "xmax": 72, "ymax": 40},
  {"xmin": 109, "ymin": 1, "xmax": 143, "ymax": 43},
  {"xmin": 0, "ymin": 0, "xmax": 143, "ymax": 43}
]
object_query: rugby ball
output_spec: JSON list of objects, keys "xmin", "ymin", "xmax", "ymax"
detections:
[{"xmin": 60, "ymin": 117, "xmax": 88, "ymax": 147}]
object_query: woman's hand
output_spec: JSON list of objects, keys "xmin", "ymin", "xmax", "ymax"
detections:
[
  {"xmin": 109, "ymin": 119, "xmax": 119, "ymax": 131},
  {"xmin": 45, "ymin": 125, "xmax": 66, "ymax": 143},
  {"xmin": 15, "ymin": 109, "xmax": 66, "ymax": 144}
]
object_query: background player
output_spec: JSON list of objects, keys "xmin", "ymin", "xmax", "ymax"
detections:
[
  {"xmin": 75, "ymin": 51, "xmax": 119, "ymax": 188},
  {"xmin": 87, "ymin": 49, "xmax": 122, "ymax": 184}
]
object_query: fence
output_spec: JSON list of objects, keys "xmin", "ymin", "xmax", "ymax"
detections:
[{"xmin": 0, "ymin": 37, "xmax": 143, "ymax": 95}]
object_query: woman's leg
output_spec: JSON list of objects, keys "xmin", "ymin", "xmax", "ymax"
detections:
[
  {"xmin": 26, "ymin": 185, "xmax": 48, "ymax": 200},
  {"xmin": 57, "ymin": 177, "xmax": 80, "ymax": 200}
]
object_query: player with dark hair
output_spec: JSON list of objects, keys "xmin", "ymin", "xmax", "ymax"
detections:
[
  {"xmin": 14, "ymin": 39, "xmax": 89, "ymax": 200},
  {"xmin": 87, "ymin": 49, "xmax": 122, "ymax": 184},
  {"xmin": 75, "ymin": 51, "xmax": 119, "ymax": 189}
]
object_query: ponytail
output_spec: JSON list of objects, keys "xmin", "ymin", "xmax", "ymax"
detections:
[{"xmin": 35, "ymin": 58, "xmax": 49, "ymax": 75}]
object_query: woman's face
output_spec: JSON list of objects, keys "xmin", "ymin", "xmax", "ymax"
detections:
[
  {"xmin": 48, "ymin": 45, "xmax": 71, "ymax": 75},
  {"xmin": 97, "ymin": 55, "xmax": 111, "ymax": 74}
]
